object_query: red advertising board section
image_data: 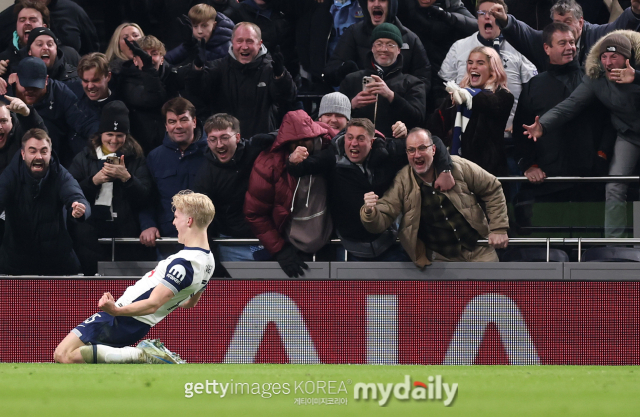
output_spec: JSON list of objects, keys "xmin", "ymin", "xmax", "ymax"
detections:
[{"xmin": 1, "ymin": 279, "xmax": 638, "ymax": 364}]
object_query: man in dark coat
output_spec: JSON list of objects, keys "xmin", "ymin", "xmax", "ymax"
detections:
[
  {"xmin": 138, "ymin": 97, "xmax": 207, "ymax": 253},
  {"xmin": 513, "ymin": 22, "xmax": 614, "ymax": 218},
  {"xmin": 186, "ymin": 22, "xmax": 297, "ymax": 138},
  {"xmin": 324, "ymin": 0, "xmax": 431, "ymax": 91},
  {"xmin": 193, "ymin": 113, "xmax": 274, "ymax": 262},
  {"xmin": 0, "ymin": 127, "xmax": 89, "ymax": 275},
  {"xmin": 340, "ymin": 23, "xmax": 426, "ymax": 139},
  {"xmin": 523, "ymin": 30, "xmax": 640, "ymax": 238},
  {"xmin": 490, "ymin": 0, "xmax": 640, "ymax": 71}
]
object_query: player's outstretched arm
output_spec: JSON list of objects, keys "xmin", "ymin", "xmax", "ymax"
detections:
[{"xmin": 99, "ymin": 285, "xmax": 174, "ymax": 317}]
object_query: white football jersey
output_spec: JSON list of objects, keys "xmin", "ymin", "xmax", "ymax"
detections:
[{"xmin": 116, "ymin": 247, "xmax": 215, "ymax": 326}]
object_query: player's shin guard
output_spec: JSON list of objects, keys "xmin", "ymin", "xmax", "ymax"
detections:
[{"xmin": 79, "ymin": 345, "xmax": 146, "ymax": 364}]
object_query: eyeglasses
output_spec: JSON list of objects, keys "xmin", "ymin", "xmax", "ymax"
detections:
[
  {"xmin": 406, "ymin": 144, "xmax": 435, "ymax": 155},
  {"xmin": 477, "ymin": 10, "xmax": 491, "ymax": 17},
  {"xmin": 207, "ymin": 135, "xmax": 235, "ymax": 144},
  {"xmin": 373, "ymin": 41, "xmax": 398, "ymax": 51}
]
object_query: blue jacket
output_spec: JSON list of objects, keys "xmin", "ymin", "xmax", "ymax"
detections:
[
  {"xmin": 164, "ymin": 13, "xmax": 235, "ymax": 65},
  {"xmin": 139, "ymin": 129, "xmax": 207, "ymax": 236},
  {"xmin": 0, "ymin": 151, "xmax": 90, "ymax": 274}
]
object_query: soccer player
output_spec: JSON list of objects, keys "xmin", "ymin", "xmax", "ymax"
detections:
[{"xmin": 53, "ymin": 190, "xmax": 216, "ymax": 364}]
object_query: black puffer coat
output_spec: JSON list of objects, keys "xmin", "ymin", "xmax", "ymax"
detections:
[{"xmin": 0, "ymin": 150, "xmax": 90, "ymax": 275}]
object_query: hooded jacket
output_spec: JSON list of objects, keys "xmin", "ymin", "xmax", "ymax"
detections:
[
  {"xmin": 339, "ymin": 53, "xmax": 426, "ymax": 138},
  {"xmin": 139, "ymin": 128, "xmax": 207, "ymax": 237},
  {"xmin": 164, "ymin": 12, "xmax": 235, "ymax": 65},
  {"xmin": 0, "ymin": 150, "xmax": 90, "ymax": 275},
  {"xmin": 244, "ymin": 110, "xmax": 337, "ymax": 255},
  {"xmin": 323, "ymin": 0, "xmax": 431, "ymax": 90},
  {"xmin": 539, "ymin": 30, "xmax": 640, "ymax": 144},
  {"xmin": 499, "ymin": 6, "xmax": 640, "ymax": 71},
  {"xmin": 186, "ymin": 44, "xmax": 297, "ymax": 138}
]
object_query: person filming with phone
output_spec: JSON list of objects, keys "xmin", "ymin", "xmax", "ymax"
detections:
[
  {"xmin": 339, "ymin": 23, "xmax": 426, "ymax": 139},
  {"xmin": 68, "ymin": 101, "xmax": 153, "ymax": 275}
]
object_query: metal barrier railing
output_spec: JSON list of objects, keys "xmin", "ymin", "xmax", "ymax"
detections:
[
  {"xmin": 98, "ymin": 237, "xmax": 640, "ymax": 263},
  {"xmin": 495, "ymin": 176, "xmax": 639, "ymax": 182},
  {"xmin": 97, "ymin": 176, "xmax": 640, "ymax": 261}
]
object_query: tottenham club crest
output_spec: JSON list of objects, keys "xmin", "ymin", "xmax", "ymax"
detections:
[{"xmin": 114, "ymin": 121, "xmax": 118, "ymax": 131}]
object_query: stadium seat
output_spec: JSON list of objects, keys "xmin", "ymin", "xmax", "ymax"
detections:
[
  {"xmin": 581, "ymin": 247, "xmax": 640, "ymax": 262},
  {"xmin": 500, "ymin": 248, "xmax": 570, "ymax": 262}
]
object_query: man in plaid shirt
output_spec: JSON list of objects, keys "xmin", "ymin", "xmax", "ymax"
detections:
[{"xmin": 360, "ymin": 127, "xmax": 508, "ymax": 266}]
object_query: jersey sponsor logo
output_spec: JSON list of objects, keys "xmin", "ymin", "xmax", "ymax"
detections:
[{"xmin": 166, "ymin": 264, "xmax": 187, "ymax": 285}]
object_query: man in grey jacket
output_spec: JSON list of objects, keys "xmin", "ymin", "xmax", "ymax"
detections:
[{"xmin": 523, "ymin": 30, "xmax": 640, "ymax": 237}]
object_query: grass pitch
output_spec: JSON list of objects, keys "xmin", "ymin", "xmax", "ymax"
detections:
[{"xmin": 1, "ymin": 364, "xmax": 638, "ymax": 417}]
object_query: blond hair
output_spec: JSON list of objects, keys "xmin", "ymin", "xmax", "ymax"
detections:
[
  {"xmin": 105, "ymin": 23, "xmax": 144, "ymax": 62},
  {"xmin": 189, "ymin": 3, "xmax": 217, "ymax": 25},
  {"xmin": 137, "ymin": 35, "xmax": 166, "ymax": 56},
  {"xmin": 77, "ymin": 52, "xmax": 110, "ymax": 79},
  {"xmin": 460, "ymin": 46, "xmax": 508, "ymax": 92},
  {"xmin": 172, "ymin": 190, "xmax": 215, "ymax": 229}
]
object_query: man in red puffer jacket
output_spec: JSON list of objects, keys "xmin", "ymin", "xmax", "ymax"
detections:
[{"xmin": 244, "ymin": 110, "xmax": 338, "ymax": 277}]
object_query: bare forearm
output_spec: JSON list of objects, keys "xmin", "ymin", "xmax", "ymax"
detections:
[{"xmin": 110, "ymin": 300, "xmax": 160, "ymax": 317}]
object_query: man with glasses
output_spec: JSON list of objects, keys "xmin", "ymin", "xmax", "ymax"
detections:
[
  {"xmin": 193, "ymin": 113, "xmax": 274, "ymax": 262},
  {"xmin": 339, "ymin": 22, "xmax": 426, "ymax": 139},
  {"xmin": 288, "ymin": 118, "xmax": 454, "ymax": 261},
  {"xmin": 361, "ymin": 127, "xmax": 509, "ymax": 265}
]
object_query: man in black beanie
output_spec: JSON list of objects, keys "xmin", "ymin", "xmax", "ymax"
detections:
[
  {"xmin": 25, "ymin": 27, "xmax": 81, "ymax": 97},
  {"xmin": 339, "ymin": 22, "xmax": 426, "ymax": 139}
]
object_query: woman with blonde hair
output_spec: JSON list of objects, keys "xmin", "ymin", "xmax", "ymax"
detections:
[
  {"xmin": 428, "ymin": 46, "xmax": 513, "ymax": 176},
  {"xmin": 105, "ymin": 23, "xmax": 144, "ymax": 73}
]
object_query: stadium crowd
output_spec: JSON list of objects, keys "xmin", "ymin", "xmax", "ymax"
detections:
[{"xmin": 0, "ymin": 0, "xmax": 639, "ymax": 276}]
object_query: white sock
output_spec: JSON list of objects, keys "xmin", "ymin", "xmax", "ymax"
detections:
[{"xmin": 80, "ymin": 345, "xmax": 145, "ymax": 364}]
